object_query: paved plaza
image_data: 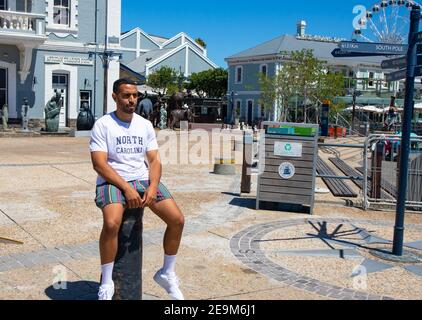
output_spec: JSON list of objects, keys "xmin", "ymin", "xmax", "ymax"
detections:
[{"xmin": 0, "ymin": 133, "xmax": 421, "ymax": 300}]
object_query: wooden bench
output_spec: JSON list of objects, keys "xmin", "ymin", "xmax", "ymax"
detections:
[
  {"xmin": 329, "ymin": 158, "xmax": 394, "ymax": 200},
  {"xmin": 316, "ymin": 157, "xmax": 357, "ymax": 198}
]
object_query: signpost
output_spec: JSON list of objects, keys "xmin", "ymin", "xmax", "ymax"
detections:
[
  {"xmin": 386, "ymin": 69, "xmax": 407, "ymax": 82},
  {"xmin": 338, "ymin": 41, "xmax": 408, "ymax": 55},
  {"xmin": 382, "ymin": 56, "xmax": 422, "ymax": 69},
  {"xmin": 393, "ymin": 7, "xmax": 420, "ymax": 256},
  {"xmin": 331, "ymin": 48, "xmax": 388, "ymax": 58},
  {"xmin": 381, "ymin": 56, "xmax": 407, "ymax": 69},
  {"xmin": 332, "ymin": 6, "xmax": 422, "ymax": 257}
]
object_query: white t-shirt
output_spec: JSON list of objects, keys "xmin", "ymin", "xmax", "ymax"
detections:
[{"xmin": 90, "ymin": 112, "xmax": 159, "ymax": 185}]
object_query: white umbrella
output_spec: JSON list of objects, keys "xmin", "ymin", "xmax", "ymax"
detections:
[{"xmin": 413, "ymin": 102, "xmax": 422, "ymax": 110}]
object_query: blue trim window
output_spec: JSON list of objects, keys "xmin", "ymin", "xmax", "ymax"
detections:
[
  {"xmin": 53, "ymin": 0, "xmax": 69, "ymax": 25},
  {"xmin": 235, "ymin": 66, "xmax": 243, "ymax": 84},
  {"xmin": 260, "ymin": 64, "xmax": 267, "ymax": 77}
]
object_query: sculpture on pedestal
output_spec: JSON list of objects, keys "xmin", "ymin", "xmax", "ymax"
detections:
[
  {"xmin": 45, "ymin": 92, "xmax": 62, "ymax": 132},
  {"xmin": 77, "ymin": 102, "xmax": 95, "ymax": 131}
]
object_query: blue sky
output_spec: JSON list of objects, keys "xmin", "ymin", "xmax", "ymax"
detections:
[{"xmin": 121, "ymin": 0, "xmax": 411, "ymax": 67}]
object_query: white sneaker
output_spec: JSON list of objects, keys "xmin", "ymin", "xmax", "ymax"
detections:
[
  {"xmin": 153, "ymin": 269, "xmax": 185, "ymax": 300},
  {"xmin": 98, "ymin": 282, "xmax": 114, "ymax": 300}
]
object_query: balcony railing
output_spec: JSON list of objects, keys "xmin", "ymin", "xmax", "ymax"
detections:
[{"xmin": 0, "ymin": 10, "xmax": 45, "ymax": 36}]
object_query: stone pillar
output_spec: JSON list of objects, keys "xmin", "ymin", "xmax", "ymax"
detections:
[
  {"xmin": 241, "ymin": 131, "xmax": 253, "ymax": 194},
  {"xmin": 112, "ymin": 207, "xmax": 144, "ymax": 300}
]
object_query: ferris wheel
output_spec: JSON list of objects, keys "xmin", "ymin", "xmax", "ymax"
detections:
[{"xmin": 353, "ymin": 0, "xmax": 421, "ymax": 44}]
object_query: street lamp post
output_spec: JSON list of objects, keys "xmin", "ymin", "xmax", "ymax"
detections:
[
  {"xmin": 89, "ymin": 50, "xmax": 122, "ymax": 116},
  {"xmin": 352, "ymin": 87, "xmax": 357, "ymax": 132},
  {"xmin": 230, "ymin": 91, "xmax": 239, "ymax": 126}
]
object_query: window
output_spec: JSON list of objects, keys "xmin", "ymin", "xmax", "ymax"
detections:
[
  {"xmin": 260, "ymin": 64, "xmax": 268, "ymax": 77},
  {"xmin": 368, "ymin": 72, "xmax": 375, "ymax": 87},
  {"xmin": 16, "ymin": 0, "xmax": 32, "ymax": 12},
  {"xmin": 53, "ymin": 0, "xmax": 70, "ymax": 25},
  {"xmin": 235, "ymin": 66, "xmax": 243, "ymax": 84},
  {"xmin": 0, "ymin": 68, "xmax": 7, "ymax": 109},
  {"xmin": 235, "ymin": 100, "xmax": 241, "ymax": 116},
  {"xmin": 0, "ymin": 0, "xmax": 7, "ymax": 10},
  {"xmin": 80, "ymin": 90, "xmax": 91, "ymax": 110},
  {"xmin": 53, "ymin": 74, "xmax": 68, "ymax": 86}
]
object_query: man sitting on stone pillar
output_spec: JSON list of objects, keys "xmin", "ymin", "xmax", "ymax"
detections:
[{"xmin": 90, "ymin": 78, "xmax": 185, "ymax": 300}]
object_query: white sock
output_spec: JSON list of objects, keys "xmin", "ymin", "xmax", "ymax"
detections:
[
  {"xmin": 101, "ymin": 262, "xmax": 114, "ymax": 285},
  {"xmin": 162, "ymin": 254, "xmax": 176, "ymax": 275}
]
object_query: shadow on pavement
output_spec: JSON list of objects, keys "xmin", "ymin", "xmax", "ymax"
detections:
[
  {"xmin": 45, "ymin": 281, "xmax": 99, "ymax": 300},
  {"xmin": 228, "ymin": 197, "xmax": 256, "ymax": 209}
]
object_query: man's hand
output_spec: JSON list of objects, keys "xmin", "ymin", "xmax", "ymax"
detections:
[
  {"xmin": 142, "ymin": 185, "xmax": 158, "ymax": 208},
  {"xmin": 123, "ymin": 186, "xmax": 143, "ymax": 209}
]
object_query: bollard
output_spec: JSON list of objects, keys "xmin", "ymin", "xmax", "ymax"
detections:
[
  {"xmin": 241, "ymin": 131, "xmax": 253, "ymax": 194},
  {"xmin": 112, "ymin": 207, "xmax": 144, "ymax": 300},
  {"xmin": 370, "ymin": 141, "xmax": 384, "ymax": 199}
]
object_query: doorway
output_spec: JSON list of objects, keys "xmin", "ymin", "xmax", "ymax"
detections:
[
  {"xmin": 0, "ymin": 68, "xmax": 7, "ymax": 109},
  {"xmin": 52, "ymin": 73, "xmax": 68, "ymax": 127},
  {"xmin": 247, "ymin": 100, "xmax": 253, "ymax": 126}
]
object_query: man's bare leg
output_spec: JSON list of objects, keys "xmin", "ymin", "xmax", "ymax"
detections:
[
  {"xmin": 99, "ymin": 204, "xmax": 125, "ymax": 287},
  {"xmin": 149, "ymin": 199, "xmax": 185, "ymax": 255},
  {"xmin": 149, "ymin": 199, "xmax": 185, "ymax": 300}
]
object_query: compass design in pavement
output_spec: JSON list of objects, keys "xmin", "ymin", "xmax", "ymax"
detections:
[{"xmin": 231, "ymin": 218, "xmax": 422, "ymax": 300}]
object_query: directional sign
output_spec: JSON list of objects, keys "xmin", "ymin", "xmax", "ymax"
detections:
[
  {"xmin": 386, "ymin": 66, "xmax": 422, "ymax": 82},
  {"xmin": 339, "ymin": 41, "xmax": 408, "ymax": 55},
  {"xmin": 382, "ymin": 55, "xmax": 422, "ymax": 69},
  {"xmin": 381, "ymin": 56, "xmax": 407, "ymax": 69},
  {"xmin": 414, "ymin": 31, "xmax": 422, "ymax": 43},
  {"xmin": 331, "ymin": 48, "xmax": 389, "ymax": 58},
  {"xmin": 386, "ymin": 69, "xmax": 407, "ymax": 82}
]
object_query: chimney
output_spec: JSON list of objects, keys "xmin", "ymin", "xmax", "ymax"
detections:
[{"xmin": 297, "ymin": 20, "xmax": 307, "ymax": 37}]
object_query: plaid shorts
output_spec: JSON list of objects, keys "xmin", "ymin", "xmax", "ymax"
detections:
[{"xmin": 95, "ymin": 180, "xmax": 173, "ymax": 209}]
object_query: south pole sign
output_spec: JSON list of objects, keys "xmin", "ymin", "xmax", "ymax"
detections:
[{"xmin": 338, "ymin": 41, "xmax": 408, "ymax": 55}]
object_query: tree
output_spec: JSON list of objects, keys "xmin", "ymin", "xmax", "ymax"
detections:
[
  {"xmin": 195, "ymin": 38, "xmax": 207, "ymax": 49},
  {"xmin": 259, "ymin": 49, "xmax": 345, "ymax": 122},
  {"xmin": 187, "ymin": 68, "xmax": 228, "ymax": 98},
  {"xmin": 147, "ymin": 66, "xmax": 178, "ymax": 96}
]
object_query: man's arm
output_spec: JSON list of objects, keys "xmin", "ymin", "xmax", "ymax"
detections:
[
  {"xmin": 143, "ymin": 150, "xmax": 162, "ymax": 207},
  {"xmin": 91, "ymin": 152, "xmax": 142, "ymax": 209}
]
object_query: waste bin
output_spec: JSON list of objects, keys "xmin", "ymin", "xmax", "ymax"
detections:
[{"xmin": 256, "ymin": 122, "xmax": 319, "ymax": 214}]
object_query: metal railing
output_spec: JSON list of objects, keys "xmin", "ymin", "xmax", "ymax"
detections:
[{"xmin": 363, "ymin": 134, "xmax": 422, "ymax": 211}]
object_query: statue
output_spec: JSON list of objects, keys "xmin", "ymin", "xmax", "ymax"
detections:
[
  {"xmin": 77, "ymin": 102, "xmax": 95, "ymax": 131},
  {"xmin": 45, "ymin": 91, "xmax": 62, "ymax": 132},
  {"xmin": 159, "ymin": 104, "xmax": 167, "ymax": 130},
  {"xmin": 169, "ymin": 107, "xmax": 195, "ymax": 130},
  {"xmin": 137, "ymin": 94, "xmax": 153, "ymax": 120},
  {"xmin": 150, "ymin": 99, "xmax": 162, "ymax": 128},
  {"xmin": 22, "ymin": 99, "xmax": 30, "ymax": 132},
  {"xmin": 1, "ymin": 104, "xmax": 8, "ymax": 131}
]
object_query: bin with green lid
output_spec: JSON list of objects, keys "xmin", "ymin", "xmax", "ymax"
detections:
[{"xmin": 257, "ymin": 122, "xmax": 319, "ymax": 214}]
